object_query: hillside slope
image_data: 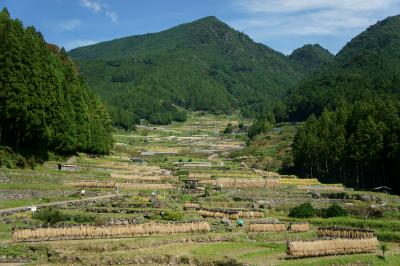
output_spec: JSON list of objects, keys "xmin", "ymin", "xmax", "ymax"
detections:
[
  {"xmin": 289, "ymin": 44, "xmax": 334, "ymax": 74},
  {"xmin": 289, "ymin": 15, "xmax": 400, "ymax": 121},
  {"xmin": 0, "ymin": 8, "xmax": 113, "ymax": 160},
  {"xmin": 70, "ymin": 16, "xmax": 305, "ymax": 128}
]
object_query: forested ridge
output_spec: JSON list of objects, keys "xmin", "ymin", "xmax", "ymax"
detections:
[
  {"xmin": 289, "ymin": 15, "xmax": 400, "ymax": 193},
  {"xmin": 288, "ymin": 44, "xmax": 334, "ymax": 74},
  {"xmin": 0, "ymin": 8, "xmax": 113, "ymax": 162},
  {"xmin": 69, "ymin": 16, "xmax": 315, "ymax": 129}
]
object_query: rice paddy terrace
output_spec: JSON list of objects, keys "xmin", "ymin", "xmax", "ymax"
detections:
[{"xmin": 1, "ymin": 113, "xmax": 400, "ymax": 265}]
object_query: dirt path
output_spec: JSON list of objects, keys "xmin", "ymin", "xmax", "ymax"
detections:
[{"xmin": 0, "ymin": 194, "xmax": 122, "ymax": 216}]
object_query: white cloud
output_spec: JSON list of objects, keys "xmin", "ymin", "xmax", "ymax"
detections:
[
  {"xmin": 79, "ymin": 0, "xmax": 118, "ymax": 23},
  {"xmin": 231, "ymin": 0, "xmax": 399, "ymax": 37},
  {"xmin": 80, "ymin": 0, "xmax": 102, "ymax": 13},
  {"xmin": 106, "ymin": 11, "xmax": 118, "ymax": 23},
  {"xmin": 236, "ymin": 0, "xmax": 396, "ymax": 14},
  {"xmin": 61, "ymin": 19, "xmax": 81, "ymax": 31},
  {"xmin": 64, "ymin": 39, "xmax": 98, "ymax": 50}
]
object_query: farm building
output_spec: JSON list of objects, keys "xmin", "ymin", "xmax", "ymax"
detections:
[{"xmin": 58, "ymin": 164, "xmax": 79, "ymax": 171}]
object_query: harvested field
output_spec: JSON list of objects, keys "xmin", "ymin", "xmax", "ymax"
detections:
[
  {"xmin": 280, "ymin": 178, "xmax": 320, "ymax": 185},
  {"xmin": 199, "ymin": 209, "xmax": 263, "ymax": 219},
  {"xmin": 188, "ymin": 173, "xmax": 212, "ymax": 179},
  {"xmin": 199, "ymin": 178, "xmax": 279, "ymax": 188},
  {"xmin": 287, "ymin": 238, "xmax": 378, "ymax": 258},
  {"xmin": 289, "ymin": 223, "xmax": 309, "ymax": 232},
  {"xmin": 317, "ymin": 227, "xmax": 375, "ymax": 239},
  {"xmin": 66, "ymin": 181, "xmax": 116, "ymax": 188},
  {"xmin": 66, "ymin": 181, "xmax": 174, "ymax": 190},
  {"xmin": 297, "ymin": 185, "xmax": 344, "ymax": 191},
  {"xmin": 118, "ymin": 183, "xmax": 174, "ymax": 190},
  {"xmin": 199, "ymin": 209, "xmax": 239, "ymax": 220},
  {"xmin": 111, "ymin": 173, "xmax": 174, "ymax": 182},
  {"xmin": 12, "ymin": 221, "xmax": 211, "ymax": 242},
  {"xmin": 183, "ymin": 202, "xmax": 200, "ymax": 210},
  {"xmin": 248, "ymin": 222, "xmax": 286, "ymax": 232}
]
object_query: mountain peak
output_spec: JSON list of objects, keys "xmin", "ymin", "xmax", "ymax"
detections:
[{"xmin": 289, "ymin": 43, "xmax": 334, "ymax": 74}]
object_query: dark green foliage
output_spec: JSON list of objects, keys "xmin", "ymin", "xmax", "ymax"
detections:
[
  {"xmin": 289, "ymin": 15, "xmax": 400, "ymax": 121},
  {"xmin": 380, "ymin": 243, "xmax": 388, "ymax": 258},
  {"xmin": 33, "ymin": 208, "xmax": 96, "ymax": 225},
  {"xmin": 33, "ymin": 208, "xmax": 65, "ymax": 225},
  {"xmin": 248, "ymin": 112, "xmax": 275, "ymax": 139},
  {"xmin": 289, "ymin": 202, "xmax": 316, "ymax": 218},
  {"xmin": 223, "ymin": 123, "xmax": 234, "ymax": 134},
  {"xmin": 289, "ymin": 44, "xmax": 334, "ymax": 74},
  {"xmin": 292, "ymin": 98, "xmax": 400, "ymax": 193},
  {"xmin": 69, "ymin": 16, "xmax": 306, "ymax": 125},
  {"xmin": 321, "ymin": 203, "xmax": 347, "ymax": 218},
  {"xmin": 0, "ymin": 8, "xmax": 113, "ymax": 158},
  {"xmin": 160, "ymin": 210, "xmax": 184, "ymax": 221},
  {"xmin": 0, "ymin": 146, "xmax": 29, "ymax": 168}
]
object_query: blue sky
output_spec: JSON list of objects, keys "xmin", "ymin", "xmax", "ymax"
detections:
[{"xmin": 1, "ymin": 0, "xmax": 399, "ymax": 54}]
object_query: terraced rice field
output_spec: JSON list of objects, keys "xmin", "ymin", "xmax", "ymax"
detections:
[{"xmin": 1, "ymin": 113, "xmax": 400, "ymax": 265}]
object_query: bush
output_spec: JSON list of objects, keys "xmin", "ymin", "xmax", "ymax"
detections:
[
  {"xmin": 33, "ymin": 208, "xmax": 66, "ymax": 225},
  {"xmin": 70, "ymin": 213, "xmax": 96, "ymax": 223},
  {"xmin": 0, "ymin": 146, "xmax": 29, "ymax": 168},
  {"xmin": 160, "ymin": 210, "xmax": 184, "ymax": 221},
  {"xmin": 289, "ymin": 202, "xmax": 315, "ymax": 218},
  {"xmin": 223, "ymin": 123, "xmax": 234, "ymax": 134},
  {"xmin": 322, "ymin": 203, "xmax": 347, "ymax": 218}
]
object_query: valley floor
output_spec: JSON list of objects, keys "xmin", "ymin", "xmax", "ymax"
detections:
[{"xmin": 1, "ymin": 113, "xmax": 400, "ymax": 265}]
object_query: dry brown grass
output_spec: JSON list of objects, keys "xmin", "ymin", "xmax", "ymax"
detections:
[
  {"xmin": 289, "ymin": 223, "xmax": 309, "ymax": 232},
  {"xmin": 317, "ymin": 227, "xmax": 375, "ymax": 239},
  {"xmin": 199, "ymin": 178, "xmax": 279, "ymax": 188},
  {"xmin": 183, "ymin": 202, "xmax": 200, "ymax": 210},
  {"xmin": 66, "ymin": 181, "xmax": 116, "ymax": 188},
  {"xmin": 111, "ymin": 173, "xmax": 174, "ymax": 182},
  {"xmin": 198, "ymin": 209, "xmax": 263, "ymax": 219},
  {"xmin": 248, "ymin": 223, "xmax": 286, "ymax": 232},
  {"xmin": 199, "ymin": 210, "xmax": 240, "ymax": 220},
  {"xmin": 66, "ymin": 181, "xmax": 174, "ymax": 190},
  {"xmin": 188, "ymin": 173, "xmax": 212, "ymax": 179},
  {"xmin": 287, "ymin": 238, "xmax": 378, "ymax": 258},
  {"xmin": 297, "ymin": 185, "xmax": 344, "ymax": 191},
  {"xmin": 119, "ymin": 183, "xmax": 174, "ymax": 190},
  {"xmin": 12, "ymin": 222, "xmax": 210, "ymax": 242}
]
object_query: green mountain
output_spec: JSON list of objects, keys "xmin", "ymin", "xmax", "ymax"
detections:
[
  {"xmin": 0, "ymin": 8, "xmax": 113, "ymax": 161},
  {"xmin": 289, "ymin": 44, "xmax": 334, "ymax": 74},
  {"xmin": 289, "ymin": 15, "xmax": 400, "ymax": 193},
  {"xmin": 289, "ymin": 15, "xmax": 400, "ymax": 121},
  {"xmin": 69, "ymin": 16, "xmax": 305, "ymax": 128}
]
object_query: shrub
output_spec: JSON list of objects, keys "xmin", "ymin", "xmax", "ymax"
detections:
[
  {"xmin": 322, "ymin": 203, "xmax": 347, "ymax": 218},
  {"xmin": 33, "ymin": 208, "xmax": 66, "ymax": 225},
  {"xmin": 70, "ymin": 214, "xmax": 96, "ymax": 223},
  {"xmin": 160, "ymin": 210, "xmax": 184, "ymax": 221},
  {"xmin": 223, "ymin": 123, "xmax": 234, "ymax": 134},
  {"xmin": 289, "ymin": 202, "xmax": 315, "ymax": 218}
]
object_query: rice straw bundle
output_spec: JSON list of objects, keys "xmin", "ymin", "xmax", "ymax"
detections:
[
  {"xmin": 248, "ymin": 223, "xmax": 286, "ymax": 232},
  {"xmin": 119, "ymin": 183, "xmax": 174, "ymax": 190},
  {"xmin": 317, "ymin": 227, "xmax": 375, "ymax": 239},
  {"xmin": 199, "ymin": 210, "xmax": 240, "ymax": 220},
  {"xmin": 199, "ymin": 178, "xmax": 279, "ymax": 188},
  {"xmin": 111, "ymin": 173, "xmax": 174, "ymax": 182},
  {"xmin": 287, "ymin": 238, "xmax": 378, "ymax": 257},
  {"xmin": 183, "ymin": 202, "xmax": 200, "ymax": 210},
  {"xmin": 289, "ymin": 223, "xmax": 309, "ymax": 232},
  {"xmin": 12, "ymin": 221, "xmax": 210, "ymax": 242}
]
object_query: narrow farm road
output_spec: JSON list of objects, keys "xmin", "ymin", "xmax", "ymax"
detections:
[{"xmin": 0, "ymin": 194, "xmax": 122, "ymax": 216}]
